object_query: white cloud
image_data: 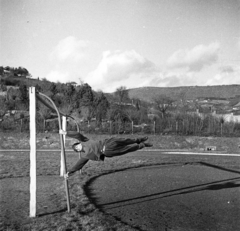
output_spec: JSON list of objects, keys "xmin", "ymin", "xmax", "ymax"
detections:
[
  {"xmin": 206, "ymin": 65, "xmax": 240, "ymax": 85},
  {"xmin": 46, "ymin": 36, "xmax": 91, "ymax": 83},
  {"xmin": 220, "ymin": 65, "xmax": 234, "ymax": 73},
  {"xmin": 46, "ymin": 70, "xmax": 70, "ymax": 83},
  {"xmin": 87, "ymin": 50, "xmax": 159, "ymax": 92},
  {"xmin": 238, "ymin": 38, "xmax": 240, "ymax": 53},
  {"xmin": 47, "ymin": 47, "xmax": 197, "ymax": 91},
  {"xmin": 160, "ymin": 71, "xmax": 196, "ymax": 86},
  {"xmin": 167, "ymin": 42, "xmax": 220, "ymax": 71},
  {"xmin": 50, "ymin": 36, "xmax": 90, "ymax": 62},
  {"xmin": 45, "ymin": 41, "xmax": 238, "ymax": 92},
  {"xmin": 148, "ymin": 63, "xmax": 240, "ymax": 88}
]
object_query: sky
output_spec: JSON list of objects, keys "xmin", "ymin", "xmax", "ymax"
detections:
[{"xmin": 1, "ymin": 0, "xmax": 240, "ymax": 93}]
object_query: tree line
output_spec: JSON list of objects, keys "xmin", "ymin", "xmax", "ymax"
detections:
[{"xmin": 1, "ymin": 66, "xmax": 240, "ymax": 137}]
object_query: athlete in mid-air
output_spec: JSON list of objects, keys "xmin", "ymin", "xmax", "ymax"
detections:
[{"xmin": 64, "ymin": 131, "xmax": 152, "ymax": 178}]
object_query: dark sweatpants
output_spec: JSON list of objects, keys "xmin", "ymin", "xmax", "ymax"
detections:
[{"xmin": 103, "ymin": 137, "xmax": 145, "ymax": 157}]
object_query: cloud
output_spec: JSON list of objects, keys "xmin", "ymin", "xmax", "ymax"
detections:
[
  {"xmin": 87, "ymin": 50, "xmax": 159, "ymax": 92},
  {"xmin": 238, "ymin": 38, "xmax": 240, "ymax": 52},
  {"xmin": 45, "ymin": 41, "xmax": 237, "ymax": 93},
  {"xmin": 50, "ymin": 36, "xmax": 90, "ymax": 62},
  {"xmin": 86, "ymin": 49, "xmax": 216, "ymax": 92},
  {"xmin": 46, "ymin": 36, "xmax": 92, "ymax": 83},
  {"xmin": 161, "ymin": 72, "xmax": 196, "ymax": 86},
  {"xmin": 45, "ymin": 47, "xmax": 225, "ymax": 92},
  {"xmin": 220, "ymin": 65, "xmax": 234, "ymax": 73},
  {"xmin": 149, "ymin": 63, "xmax": 240, "ymax": 88},
  {"xmin": 46, "ymin": 70, "xmax": 70, "ymax": 83},
  {"xmin": 206, "ymin": 65, "xmax": 240, "ymax": 85},
  {"xmin": 167, "ymin": 42, "xmax": 220, "ymax": 71}
]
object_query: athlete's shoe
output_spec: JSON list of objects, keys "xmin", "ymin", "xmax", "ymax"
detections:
[
  {"xmin": 143, "ymin": 142, "xmax": 153, "ymax": 147},
  {"xmin": 137, "ymin": 136, "xmax": 148, "ymax": 143}
]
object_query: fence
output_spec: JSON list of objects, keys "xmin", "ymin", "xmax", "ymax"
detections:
[{"xmin": 2, "ymin": 110, "xmax": 240, "ymax": 137}]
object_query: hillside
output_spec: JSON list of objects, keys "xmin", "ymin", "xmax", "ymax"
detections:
[
  {"xmin": 128, "ymin": 85, "xmax": 240, "ymax": 102},
  {"xmin": 2, "ymin": 66, "xmax": 240, "ymax": 105}
]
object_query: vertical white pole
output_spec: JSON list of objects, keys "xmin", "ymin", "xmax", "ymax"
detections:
[
  {"xmin": 60, "ymin": 116, "xmax": 67, "ymax": 176},
  {"xmin": 29, "ymin": 87, "xmax": 36, "ymax": 217}
]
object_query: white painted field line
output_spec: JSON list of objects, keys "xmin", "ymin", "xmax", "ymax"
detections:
[
  {"xmin": 151, "ymin": 150, "xmax": 240, "ymax": 157},
  {"xmin": 0, "ymin": 149, "xmax": 65, "ymax": 152},
  {"xmin": 0, "ymin": 149, "xmax": 84, "ymax": 152},
  {"xmin": 165, "ymin": 152, "xmax": 240, "ymax": 157},
  {"xmin": 1, "ymin": 149, "xmax": 240, "ymax": 157}
]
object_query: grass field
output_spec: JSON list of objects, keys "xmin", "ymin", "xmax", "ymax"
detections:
[{"xmin": 1, "ymin": 148, "xmax": 240, "ymax": 231}]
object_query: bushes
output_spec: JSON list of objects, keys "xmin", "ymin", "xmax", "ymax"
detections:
[
  {"xmin": 1, "ymin": 110, "xmax": 240, "ymax": 138},
  {"xmin": 2, "ymin": 78, "xmax": 20, "ymax": 86},
  {"xmin": 0, "ymin": 117, "xmax": 16, "ymax": 131}
]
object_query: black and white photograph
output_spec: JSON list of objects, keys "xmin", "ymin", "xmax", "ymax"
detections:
[{"xmin": 1, "ymin": 0, "xmax": 240, "ymax": 230}]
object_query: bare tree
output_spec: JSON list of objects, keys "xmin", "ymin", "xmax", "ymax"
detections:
[
  {"xmin": 114, "ymin": 86, "xmax": 129, "ymax": 104},
  {"xmin": 38, "ymin": 102, "xmax": 51, "ymax": 131},
  {"xmin": 0, "ymin": 98, "xmax": 8, "ymax": 125},
  {"xmin": 153, "ymin": 95, "xmax": 174, "ymax": 118},
  {"xmin": 59, "ymin": 103, "xmax": 73, "ymax": 116},
  {"xmin": 219, "ymin": 116, "xmax": 225, "ymax": 136}
]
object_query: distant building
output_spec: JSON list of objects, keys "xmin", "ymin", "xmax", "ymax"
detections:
[
  {"xmin": 67, "ymin": 82, "xmax": 77, "ymax": 87},
  {"xmin": 195, "ymin": 108, "xmax": 240, "ymax": 123}
]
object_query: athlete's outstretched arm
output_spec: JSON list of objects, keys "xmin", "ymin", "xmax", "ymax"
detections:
[{"xmin": 69, "ymin": 157, "xmax": 89, "ymax": 174}]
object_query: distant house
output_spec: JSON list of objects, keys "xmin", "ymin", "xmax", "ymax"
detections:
[
  {"xmin": 3, "ymin": 69, "xmax": 11, "ymax": 74},
  {"xmin": 67, "ymin": 82, "xmax": 77, "ymax": 87},
  {"xmin": 194, "ymin": 108, "xmax": 240, "ymax": 123},
  {"xmin": 210, "ymin": 99, "xmax": 229, "ymax": 105},
  {"xmin": 233, "ymin": 102, "xmax": 240, "ymax": 109},
  {"xmin": 114, "ymin": 102, "xmax": 135, "ymax": 108},
  {"xmin": 0, "ymin": 91, "xmax": 7, "ymax": 97},
  {"xmin": 6, "ymin": 86, "xmax": 19, "ymax": 90},
  {"xmin": 213, "ymin": 112, "xmax": 240, "ymax": 123}
]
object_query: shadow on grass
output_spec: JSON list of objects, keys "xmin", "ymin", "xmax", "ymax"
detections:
[
  {"xmin": 83, "ymin": 162, "xmax": 188, "ymax": 231},
  {"xmin": 92, "ymin": 177, "xmax": 240, "ymax": 211},
  {"xmin": 37, "ymin": 208, "xmax": 67, "ymax": 217},
  {"xmin": 84, "ymin": 161, "xmax": 240, "ymax": 211},
  {"xmin": 199, "ymin": 161, "xmax": 240, "ymax": 174}
]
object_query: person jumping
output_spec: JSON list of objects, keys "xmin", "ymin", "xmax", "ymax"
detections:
[{"xmin": 64, "ymin": 135, "xmax": 153, "ymax": 178}]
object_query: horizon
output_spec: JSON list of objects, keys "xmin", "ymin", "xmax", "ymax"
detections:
[
  {"xmin": 1, "ymin": 0, "xmax": 240, "ymax": 93},
  {"xmin": 2, "ymin": 65, "xmax": 240, "ymax": 94}
]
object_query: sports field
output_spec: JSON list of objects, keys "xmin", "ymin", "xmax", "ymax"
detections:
[{"xmin": 0, "ymin": 149, "xmax": 240, "ymax": 230}]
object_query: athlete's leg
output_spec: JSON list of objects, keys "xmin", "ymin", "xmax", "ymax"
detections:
[
  {"xmin": 104, "ymin": 142, "xmax": 145, "ymax": 157},
  {"xmin": 105, "ymin": 136, "xmax": 148, "ymax": 148}
]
